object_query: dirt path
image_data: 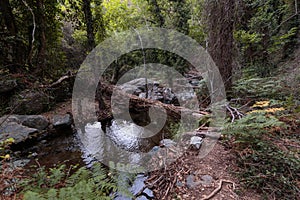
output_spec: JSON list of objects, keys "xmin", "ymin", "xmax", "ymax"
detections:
[{"xmin": 145, "ymin": 141, "xmax": 262, "ymax": 200}]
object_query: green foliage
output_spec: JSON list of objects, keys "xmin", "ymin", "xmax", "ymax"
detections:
[
  {"xmin": 223, "ymin": 112, "xmax": 300, "ymax": 199},
  {"xmin": 235, "ymin": 0, "xmax": 299, "ymax": 77},
  {"xmin": 0, "ymin": 138, "xmax": 15, "ymax": 159},
  {"xmin": 102, "ymin": 0, "xmax": 146, "ymax": 34},
  {"xmin": 232, "ymin": 76, "xmax": 286, "ymax": 99},
  {"xmin": 187, "ymin": 0, "xmax": 206, "ymax": 44},
  {"xmin": 21, "ymin": 163, "xmax": 118, "ymax": 200},
  {"xmin": 224, "ymin": 112, "xmax": 285, "ymax": 148}
]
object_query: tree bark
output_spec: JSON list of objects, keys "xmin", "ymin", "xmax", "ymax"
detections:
[
  {"xmin": 83, "ymin": 0, "xmax": 95, "ymax": 51},
  {"xmin": 36, "ymin": 0, "xmax": 46, "ymax": 71},
  {"xmin": 0, "ymin": 0, "xmax": 22, "ymax": 64},
  {"xmin": 206, "ymin": 0, "xmax": 235, "ymax": 92}
]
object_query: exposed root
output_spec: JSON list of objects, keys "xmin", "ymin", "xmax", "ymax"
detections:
[{"xmin": 201, "ymin": 179, "xmax": 236, "ymax": 200}]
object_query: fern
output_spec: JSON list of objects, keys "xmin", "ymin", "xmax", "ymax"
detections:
[
  {"xmin": 22, "ymin": 163, "xmax": 121, "ymax": 200},
  {"xmin": 224, "ymin": 112, "xmax": 285, "ymax": 149},
  {"xmin": 223, "ymin": 111, "xmax": 299, "ymax": 199}
]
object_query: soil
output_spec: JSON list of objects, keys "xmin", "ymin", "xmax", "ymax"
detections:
[{"xmin": 145, "ymin": 141, "xmax": 262, "ymax": 200}]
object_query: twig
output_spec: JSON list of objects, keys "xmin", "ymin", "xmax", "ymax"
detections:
[
  {"xmin": 226, "ymin": 104, "xmax": 244, "ymax": 122},
  {"xmin": 201, "ymin": 179, "xmax": 236, "ymax": 200},
  {"xmin": 39, "ymin": 73, "xmax": 75, "ymax": 88},
  {"xmin": 276, "ymin": 11, "xmax": 299, "ymax": 30},
  {"xmin": 162, "ymin": 181, "xmax": 172, "ymax": 199}
]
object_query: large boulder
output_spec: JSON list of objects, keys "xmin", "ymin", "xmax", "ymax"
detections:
[
  {"xmin": 10, "ymin": 90, "xmax": 50, "ymax": 114},
  {"xmin": 2, "ymin": 115, "xmax": 49, "ymax": 130},
  {"xmin": 0, "ymin": 122, "xmax": 38, "ymax": 144},
  {"xmin": 118, "ymin": 78, "xmax": 178, "ymax": 104},
  {"xmin": 0, "ymin": 79, "xmax": 17, "ymax": 93}
]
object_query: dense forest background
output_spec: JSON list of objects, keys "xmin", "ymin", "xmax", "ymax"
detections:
[{"xmin": 1, "ymin": 0, "xmax": 299, "ymax": 86}]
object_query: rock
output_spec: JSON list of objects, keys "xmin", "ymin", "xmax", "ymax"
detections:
[
  {"xmin": 163, "ymin": 88, "xmax": 176, "ymax": 104},
  {"xmin": 0, "ymin": 122, "xmax": 38, "ymax": 144},
  {"xmin": 201, "ymin": 175, "xmax": 213, "ymax": 186},
  {"xmin": 0, "ymin": 115, "xmax": 20, "ymax": 124},
  {"xmin": 190, "ymin": 136, "xmax": 203, "ymax": 150},
  {"xmin": 10, "ymin": 90, "xmax": 50, "ymax": 114},
  {"xmin": 0, "ymin": 115, "xmax": 49, "ymax": 130},
  {"xmin": 186, "ymin": 174, "xmax": 212, "ymax": 189},
  {"xmin": 52, "ymin": 114, "xmax": 72, "ymax": 128},
  {"xmin": 17, "ymin": 115, "xmax": 49, "ymax": 130},
  {"xmin": 160, "ymin": 139, "xmax": 176, "ymax": 147},
  {"xmin": 149, "ymin": 146, "xmax": 160, "ymax": 153},
  {"xmin": 12, "ymin": 159, "xmax": 31, "ymax": 168},
  {"xmin": 0, "ymin": 79, "xmax": 17, "ymax": 93},
  {"xmin": 136, "ymin": 196, "xmax": 148, "ymax": 200},
  {"xmin": 143, "ymin": 188, "xmax": 154, "ymax": 198},
  {"xmin": 119, "ymin": 78, "xmax": 154, "ymax": 92},
  {"xmin": 176, "ymin": 180, "xmax": 184, "ymax": 187},
  {"xmin": 186, "ymin": 175, "xmax": 198, "ymax": 189}
]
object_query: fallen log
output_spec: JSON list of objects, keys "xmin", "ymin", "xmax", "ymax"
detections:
[{"xmin": 96, "ymin": 83, "xmax": 208, "ymax": 124}]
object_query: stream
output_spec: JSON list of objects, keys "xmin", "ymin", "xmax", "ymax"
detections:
[{"xmin": 17, "ymin": 78, "xmax": 201, "ymax": 199}]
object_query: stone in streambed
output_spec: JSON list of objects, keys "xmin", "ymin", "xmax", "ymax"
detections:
[{"xmin": 52, "ymin": 114, "xmax": 72, "ymax": 129}]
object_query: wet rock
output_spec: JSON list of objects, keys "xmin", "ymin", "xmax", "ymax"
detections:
[
  {"xmin": 0, "ymin": 79, "xmax": 17, "ymax": 93},
  {"xmin": 162, "ymin": 88, "xmax": 175, "ymax": 104},
  {"xmin": 52, "ymin": 114, "xmax": 72, "ymax": 129},
  {"xmin": 119, "ymin": 78, "xmax": 178, "ymax": 104},
  {"xmin": 119, "ymin": 78, "xmax": 154, "ymax": 92},
  {"xmin": 10, "ymin": 90, "xmax": 50, "ymax": 114},
  {"xmin": 0, "ymin": 122, "xmax": 38, "ymax": 144},
  {"xmin": 160, "ymin": 139, "xmax": 176, "ymax": 147},
  {"xmin": 190, "ymin": 136, "xmax": 203, "ymax": 150}
]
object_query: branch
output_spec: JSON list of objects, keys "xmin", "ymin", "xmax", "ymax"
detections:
[
  {"xmin": 201, "ymin": 179, "xmax": 236, "ymax": 200},
  {"xmin": 226, "ymin": 104, "xmax": 244, "ymax": 123},
  {"xmin": 39, "ymin": 73, "xmax": 75, "ymax": 88},
  {"xmin": 276, "ymin": 11, "xmax": 300, "ymax": 30},
  {"xmin": 22, "ymin": 0, "xmax": 36, "ymax": 64}
]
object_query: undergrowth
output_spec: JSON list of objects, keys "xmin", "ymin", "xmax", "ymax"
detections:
[
  {"xmin": 223, "ymin": 110, "xmax": 300, "ymax": 199},
  {"xmin": 20, "ymin": 163, "xmax": 134, "ymax": 200}
]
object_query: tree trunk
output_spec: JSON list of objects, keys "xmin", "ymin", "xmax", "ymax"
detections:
[
  {"xmin": 0, "ymin": 0, "xmax": 22, "ymax": 64},
  {"xmin": 206, "ymin": 0, "xmax": 235, "ymax": 92},
  {"xmin": 36, "ymin": 0, "xmax": 46, "ymax": 71},
  {"xmin": 83, "ymin": 0, "xmax": 95, "ymax": 51}
]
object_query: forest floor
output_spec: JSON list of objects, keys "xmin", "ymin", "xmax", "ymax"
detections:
[
  {"xmin": 41, "ymin": 99, "xmax": 264, "ymax": 200},
  {"xmin": 2, "ymin": 48, "xmax": 299, "ymax": 199},
  {"xmin": 145, "ymin": 141, "xmax": 262, "ymax": 200}
]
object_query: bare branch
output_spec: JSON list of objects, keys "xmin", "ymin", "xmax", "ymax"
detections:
[{"xmin": 22, "ymin": 0, "xmax": 36, "ymax": 64}]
